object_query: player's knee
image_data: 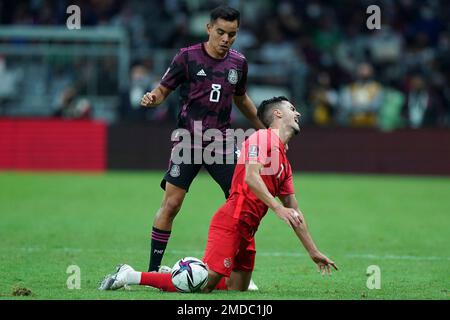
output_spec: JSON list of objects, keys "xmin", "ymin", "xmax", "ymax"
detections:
[{"xmin": 161, "ymin": 197, "xmax": 183, "ymax": 216}]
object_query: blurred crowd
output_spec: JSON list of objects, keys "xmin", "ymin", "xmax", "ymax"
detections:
[{"xmin": 0, "ymin": 0, "xmax": 449, "ymax": 129}]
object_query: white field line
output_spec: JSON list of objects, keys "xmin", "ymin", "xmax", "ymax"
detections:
[
  {"xmin": 3, "ymin": 247, "xmax": 450, "ymax": 261},
  {"xmin": 344, "ymin": 253, "xmax": 450, "ymax": 261}
]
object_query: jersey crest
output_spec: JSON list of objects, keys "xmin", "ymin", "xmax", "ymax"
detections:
[{"xmin": 228, "ymin": 69, "xmax": 238, "ymax": 85}]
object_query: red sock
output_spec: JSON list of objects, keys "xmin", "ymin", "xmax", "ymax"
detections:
[
  {"xmin": 139, "ymin": 272, "xmax": 229, "ymax": 292},
  {"xmin": 139, "ymin": 272, "xmax": 177, "ymax": 292},
  {"xmin": 215, "ymin": 277, "xmax": 228, "ymax": 290}
]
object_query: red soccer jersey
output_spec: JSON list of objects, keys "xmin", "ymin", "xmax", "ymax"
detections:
[{"xmin": 226, "ymin": 129, "xmax": 295, "ymax": 228}]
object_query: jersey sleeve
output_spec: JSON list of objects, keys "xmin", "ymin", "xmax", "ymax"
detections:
[
  {"xmin": 160, "ymin": 50, "xmax": 188, "ymax": 90},
  {"xmin": 279, "ymin": 163, "xmax": 295, "ymax": 195},
  {"xmin": 234, "ymin": 59, "xmax": 248, "ymax": 96}
]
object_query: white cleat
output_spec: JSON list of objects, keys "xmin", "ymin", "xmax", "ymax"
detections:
[
  {"xmin": 98, "ymin": 264, "xmax": 135, "ymax": 290},
  {"xmin": 248, "ymin": 278, "xmax": 259, "ymax": 291},
  {"xmin": 158, "ymin": 265, "xmax": 172, "ymax": 274}
]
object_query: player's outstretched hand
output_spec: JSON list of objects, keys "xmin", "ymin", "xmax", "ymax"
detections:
[
  {"xmin": 274, "ymin": 206, "xmax": 303, "ymax": 228},
  {"xmin": 311, "ymin": 251, "xmax": 338, "ymax": 276},
  {"xmin": 140, "ymin": 92, "xmax": 157, "ymax": 107}
]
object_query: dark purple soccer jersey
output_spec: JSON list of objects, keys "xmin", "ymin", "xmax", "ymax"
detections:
[{"xmin": 160, "ymin": 43, "xmax": 248, "ymax": 141}]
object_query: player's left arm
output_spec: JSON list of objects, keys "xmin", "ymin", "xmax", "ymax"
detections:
[
  {"xmin": 279, "ymin": 194, "xmax": 338, "ymax": 275},
  {"xmin": 233, "ymin": 94, "xmax": 266, "ymax": 129}
]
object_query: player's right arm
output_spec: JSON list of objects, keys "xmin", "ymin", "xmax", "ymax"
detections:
[
  {"xmin": 244, "ymin": 162, "xmax": 302, "ymax": 228},
  {"xmin": 141, "ymin": 49, "xmax": 186, "ymax": 108},
  {"xmin": 279, "ymin": 194, "xmax": 338, "ymax": 275},
  {"xmin": 140, "ymin": 85, "xmax": 172, "ymax": 108}
]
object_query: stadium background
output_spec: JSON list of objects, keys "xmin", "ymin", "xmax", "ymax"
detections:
[
  {"xmin": 0, "ymin": 0, "xmax": 449, "ymax": 300},
  {"xmin": 1, "ymin": 0, "xmax": 450, "ymax": 173}
]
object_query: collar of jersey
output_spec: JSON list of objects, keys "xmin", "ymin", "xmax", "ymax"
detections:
[
  {"xmin": 202, "ymin": 42, "xmax": 229, "ymax": 61},
  {"xmin": 267, "ymin": 128, "xmax": 286, "ymax": 153}
]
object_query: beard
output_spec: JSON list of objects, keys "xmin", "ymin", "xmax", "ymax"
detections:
[{"xmin": 291, "ymin": 124, "xmax": 300, "ymax": 135}]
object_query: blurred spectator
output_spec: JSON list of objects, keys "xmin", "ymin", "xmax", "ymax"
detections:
[
  {"xmin": 378, "ymin": 86, "xmax": 405, "ymax": 132},
  {"xmin": 404, "ymin": 32, "xmax": 436, "ymax": 75},
  {"xmin": 276, "ymin": 2, "xmax": 302, "ymax": 40},
  {"xmin": 119, "ymin": 61, "xmax": 162, "ymax": 122},
  {"xmin": 98, "ymin": 57, "xmax": 119, "ymax": 96},
  {"xmin": 368, "ymin": 25, "xmax": 403, "ymax": 65},
  {"xmin": 313, "ymin": 14, "xmax": 342, "ymax": 55},
  {"xmin": 409, "ymin": 5, "xmax": 443, "ymax": 46},
  {"xmin": 110, "ymin": 3, "xmax": 150, "ymax": 53},
  {"xmin": 255, "ymin": 19, "xmax": 304, "ymax": 85},
  {"xmin": 338, "ymin": 63, "xmax": 384, "ymax": 127},
  {"xmin": 308, "ymin": 71, "xmax": 338, "ymax": 126},
  {"xmin": 53, "ymin": 87, "xmax": 92, "ymax": 119},
  {"xmin": 335, "ymin": 19, "xmax": 369, "ymax": 75},
  {"xmin": 259, "ymin": 20, "xmax": 299, "ymax": 64},
  {"xmin": 0, "ymin": 56, "xmax": 22, "ymax": 113},
  {"xmin": 404, "ymin": 74, "xmax": 446, "ymax": 128}
]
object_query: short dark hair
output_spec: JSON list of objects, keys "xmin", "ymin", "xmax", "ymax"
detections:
[
  {"xmin": 257, "ymin": 96, "xmax": 289, "ymax": 128},
  {"xmin": 210, "ymin": 6, "xmax": 240, "ymax": 27}
]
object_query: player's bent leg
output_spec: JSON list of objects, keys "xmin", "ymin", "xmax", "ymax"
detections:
[
  {"xmin": 227, "ymin": 270, "xmax": 253, "ymax": 291},
  {"xmin": 100, "ymin": 266, "xmax": 229, "ymax": 293},
  {"xmin": 139, "ymin": 272, "xmax": 178, "ymax": 292}
]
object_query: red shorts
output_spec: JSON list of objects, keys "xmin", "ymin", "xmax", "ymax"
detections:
[{"xmin": 203, "ymin": 205, "xmax": 256, "ymax": 277}]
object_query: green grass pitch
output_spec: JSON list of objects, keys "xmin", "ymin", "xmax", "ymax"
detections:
[{"xmin": 0, "ymin": 171, "xmax": 449, "ymax": 300}]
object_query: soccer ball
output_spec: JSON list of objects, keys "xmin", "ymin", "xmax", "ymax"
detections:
[{"xmin": 171, "ymin": 257, "xmax": 209, "ymax": 293}]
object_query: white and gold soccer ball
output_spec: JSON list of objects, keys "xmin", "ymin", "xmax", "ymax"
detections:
[{"xmin": 171, "ymin": 257, "xmax": 209, "ymax": 293}]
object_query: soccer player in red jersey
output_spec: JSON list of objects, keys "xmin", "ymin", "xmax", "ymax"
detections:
[
  {"xmin": 139, "ymin": 5, "xmax": 265, "ymax": 277},
  {"xmin": 99, "ymin": 97, "xmax": 338, "ymax": 292}
]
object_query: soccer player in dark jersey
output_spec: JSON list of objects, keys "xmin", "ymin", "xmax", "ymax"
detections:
[
  {"xmin": 140, "ymin": 5, "xmax": 265, "ymax": 277},
  {"xmin": 99, "ymin": 97, "xmax": 338, "ymax": 292}
]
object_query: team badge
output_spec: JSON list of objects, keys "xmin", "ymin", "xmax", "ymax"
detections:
[
  {"xmin": 248, "ymin": 145, "xmax": 258, "ymax": 158},
  {"xmin": 224, "ymin": 258, "xmax": 232, "ymax": 268},
  {"xmin": 227, "ymin": 69, "xmax": 238, "ymax": 85},
  {"xmin": 169, "ymin": 164, "xmax": 180, "ymax": 178}
]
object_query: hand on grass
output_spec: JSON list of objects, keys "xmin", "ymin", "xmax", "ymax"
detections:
[{"xmin": 311, "ymin": 252, "xmax": 338, "ymax": 276}]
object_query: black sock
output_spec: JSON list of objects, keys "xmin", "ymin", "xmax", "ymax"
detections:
[{"xmin": 148, "ymin": 227, "xmax": 171, "ymax": 272}]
